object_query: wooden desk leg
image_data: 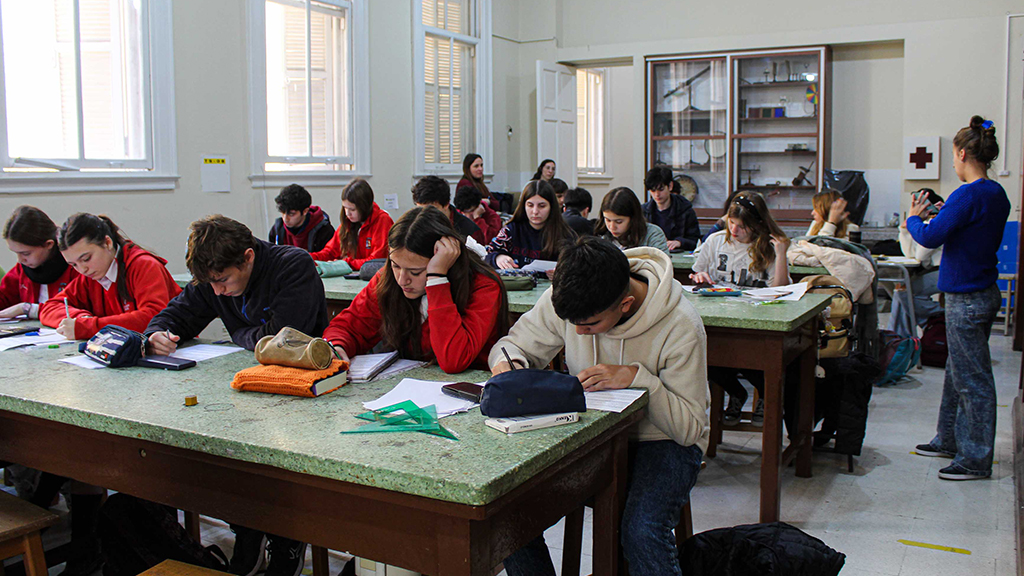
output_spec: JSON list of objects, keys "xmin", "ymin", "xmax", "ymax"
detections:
[
  {"xmin": 22, "ymin": 533, "xmax": 49, "ymax": 576},
  {"xmin": 311, "ymin": 546, "xmax": 329, "ymax": 576},
  {"xmin": 561, "ymin": 507, "xmax": 585, "ymax": 576},
  {"xmin": 796, "ymin": 346, "xmax": 816, "ymax": 478},
  {"xmin": 593, "ymin": 434, "xmax": 629, "ymax": 576},
  {"xmin": 759, "ymin": 363, "xmax": 784, "ymax": 523},
  {"xmin": 183, "ymin": 510, "xmax": 201, "ymax": 544}
]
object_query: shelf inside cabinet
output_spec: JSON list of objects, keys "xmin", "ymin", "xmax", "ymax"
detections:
[
  {"xmin": 740, "ymin": 81, "xmax": 817, "ymax": 88},
  {"xmin": 733, "ymin": 132, "xmax": 818, "ymax": 139},
  {"xmin": 652, "ymin": 135, "xmax": 726, "ymax": 141},
  {"xmin": 738, "ymin": 150, "xmax": 816, "ymax": 156},
  {"xmin": 740, "ymin": 116, "xmax": 817, "ymax": 122},
  {"xmin": 737, "ymin": 185, "xmax": 816, "ymax": 191}
]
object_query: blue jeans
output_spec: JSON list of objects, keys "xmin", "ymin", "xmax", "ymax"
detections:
[
  {"xmin": 502, "ymin": 441, "xmax": 703, "ymax": 576},
  {"xmin": 928, "ymin": 284, "xmax": 1000, "ymax": 476}
]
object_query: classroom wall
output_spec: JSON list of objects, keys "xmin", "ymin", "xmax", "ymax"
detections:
[{"xmin": 547, "ymin": 0, "xmax": 1024, "ymax": 223}]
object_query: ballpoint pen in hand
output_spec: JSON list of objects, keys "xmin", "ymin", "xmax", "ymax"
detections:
[
  {"xmin": 501, "ymin": 346, "xmax": 517, "ymax": 370},
  {"xmin": 64, "ymin": 297, "xmax": 70, "ymax": 319}
]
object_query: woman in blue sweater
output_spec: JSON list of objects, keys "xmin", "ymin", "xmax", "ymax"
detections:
[
  {"xmin": 908, "ymin": 116, "xmax": 1009, "ymax": 481},
  {"xmin": 487, "ymin": 180, "xmax": 576, "ymax": 269}
]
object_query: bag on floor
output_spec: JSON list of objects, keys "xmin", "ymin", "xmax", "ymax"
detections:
[
  {"xmin": 98, "ymin": 493, "xmax": 228, "ymax": 576},
  {"xmin": 875, "ymin": 330, "xmax": 920, "ymax": 386},
  {"xmin": 920, "ymin": 313, "xmax": 948, "ymax": 368}
]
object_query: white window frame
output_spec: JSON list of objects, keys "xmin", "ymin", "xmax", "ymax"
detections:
[
  {"xmin": 413, "ymin": 0, "xmax": 492, "ymax": 178},
  {"xmin": 0, "ymin": 0, "xmax": 177, "ymax": 193},
  {"xmin": 577, "ymin": 67, "xmax": 611, "ymax": 179},
  {"xmin": 247, "ymin": 0, "xmax": 370, "ymax": 188}
]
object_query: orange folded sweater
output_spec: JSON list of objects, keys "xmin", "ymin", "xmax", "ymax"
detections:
[{"xmin": 231, "ymin": 359, "xmax": 349, "ymax": 397}]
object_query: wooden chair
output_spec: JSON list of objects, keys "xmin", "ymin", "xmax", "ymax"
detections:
[
  {"xmin": 140, "ymin": 559, "xmax": 231, "ymax": 576},
  {"xmin": 706, "ymin": 382, "xmax": 763, "ymax": 458},
  {"xmin": 0, "ymin": 490, "xmax": 59, "ymax": 576}
]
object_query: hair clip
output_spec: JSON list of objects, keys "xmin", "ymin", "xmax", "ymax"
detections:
[{"xmin": 981, "ymin": 120, "xmax": 994, "ymax": 130}]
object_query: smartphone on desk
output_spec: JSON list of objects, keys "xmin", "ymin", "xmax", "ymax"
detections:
[
  {"xmin": 442, "ymin": 382, "xmax": 484, "ymax": 403},
  {"xmin": 137, "ymin": 355, "xmax": 197, "ymax": 371}
]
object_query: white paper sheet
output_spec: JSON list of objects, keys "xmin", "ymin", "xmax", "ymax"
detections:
[
  {"xmin": 363, "ymin": 378, "xmax": 480, "ymax": 418},
  {"xmin": 60, "ymin": 355, "xmax": 106, "ymax": 370},
  {"xmin": 520, "ymin": 259, "xmax": 557, "ymax": 273},
  {"xmin": 169, "ymin": 344, "xmax": 243, "ymax": 362},
  {"xmin": 374, "ymin": 359, "xmax": 428, "ymax": 381},
  {"xmin": 0, "ymin": 315, "xmax": 27, "ymax": 324},
  {"xmin": 584, "ymin": 389, "xmax": 646, "ymax": 413},
  {"xmin": 0, "ymin": 329, "xmax": 70, "ymax": 352},
  {"xmin": 743, "ymin": 282, "xmax": 810, "ymax": 302}
]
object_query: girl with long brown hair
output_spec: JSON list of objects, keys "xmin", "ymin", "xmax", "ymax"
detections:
[
  {"xmin": 1, "ymin": 206, "xmax": 79, "ymax": 319},
  {"xmin": 323, "ymin": 206, "xmax": 510, "ymax": 373},
  {"xmin": 807, "ymin": 188, "xmax": 858, "ymax": 239},
  {"xmin": 486, "ymin": 179, "xmax": 576, "ymax": 269},
  {"xmin": 594, "ymin": 187, "xmax": 669, "ymax": 253},
  {"xmin": 39, "ymin": 213, "xmax": 180, "ymax": 340},
  {"xmin": 690, "ymin": 192, "xmax": 790, "ymax": 288},
  {"xmin": 458, "ymin": 153, "xmax": 499, "ymax": 211},
  {"xmin": 311, "ymin": 178, "xmax": 394, "ymax": 270}
]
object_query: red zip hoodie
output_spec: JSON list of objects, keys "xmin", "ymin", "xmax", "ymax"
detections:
[
  {"xmin": 323, "ymin": 270, "xmax": 503, "ymax": 373},
  {"xmin": 311, "ymin": 202, "xmax": 394, "ymax": 270},
  {"xmin": 0, "ymin": 263, "xmax": 79, "ymax": 309},
  {"xmin": 40, "ymin": 244, "xmax": 182, "ymax": 339}
]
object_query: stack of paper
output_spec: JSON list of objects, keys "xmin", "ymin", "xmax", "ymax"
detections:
[
  {"xmin": 584, "ymin": 389, "xmax": 646, "ymax": 413},
  {"xmin": 743, "ymin": 282, "xmax": 809, "ymax": 302},
  {"xmin": 59, "ymin": 343, "xmax": 243, "ymax": 370},
  {"xmin": 363, "ymin": 378, "xmax": 480, "ymax": 418},
  {"xmin": 0, "ymin": 329, "xmax": 72, "ymax": 352}
]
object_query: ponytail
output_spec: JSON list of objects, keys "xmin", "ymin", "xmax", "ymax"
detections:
[
  {"xmin": 953, "ymin": 115, "xmax": 999, "ymax": 169},
  {"xmin": 59, "ymin": 213, "xmax": 134, "ymax": 306}
]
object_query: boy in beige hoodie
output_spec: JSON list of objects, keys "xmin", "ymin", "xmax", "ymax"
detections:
[{"xmin": 490, "ymin": 237, "xmax": 709, "ymax": 576}]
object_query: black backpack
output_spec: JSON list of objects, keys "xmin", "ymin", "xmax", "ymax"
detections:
[
  {"xmin": 99, "ymin": 493, "xmax": 228, "ymax": 576},
  {"xmin": 920, "ymin": 313, "xmax": 948, "ymax": 368}
]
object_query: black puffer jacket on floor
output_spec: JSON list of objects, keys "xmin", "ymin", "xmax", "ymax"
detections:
[{"xmin": 679, "ymin": 522, "xmax": 845, "ymax": 576}]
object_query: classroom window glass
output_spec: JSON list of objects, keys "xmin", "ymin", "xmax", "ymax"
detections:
[
  {"xmin": 576, "ymin": 68, "xmax": 605, "ymax": 174},
  {"xmin": 264, "ymin": 0, "xmax": 351, "ymax": 170},
  {"xmin": 1, "ymin": 0, "xmax": 149, "ymax": 169}
]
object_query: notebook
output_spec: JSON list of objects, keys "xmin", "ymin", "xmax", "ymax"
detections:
[{"xmin": 348, "ymin": 351, "xmax": 400, "ymax": 382}]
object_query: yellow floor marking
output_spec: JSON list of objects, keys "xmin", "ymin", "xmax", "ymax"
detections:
[{"xmin": 897, "ymin": 539, "xmax": 971, "ymax": 555}]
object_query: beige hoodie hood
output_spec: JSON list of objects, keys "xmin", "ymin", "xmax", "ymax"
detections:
[{"xmin": 490, "ymin": 247, "xmax": 710, "ymax": 452}]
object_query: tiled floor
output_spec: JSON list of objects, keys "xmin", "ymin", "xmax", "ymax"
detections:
[{"xmin": 7, "ymin": 327, "xmax": 1020, "ymax": 576}]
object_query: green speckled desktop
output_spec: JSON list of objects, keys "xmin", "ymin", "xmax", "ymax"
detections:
[{"xmin": 0, "ymin": 339, "xmax": 646, "ymax": 506}]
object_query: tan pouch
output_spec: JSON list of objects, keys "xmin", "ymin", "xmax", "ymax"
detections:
[{"xmin": 254, "ymin": 326, "xmax": 336, "ymax": 370}]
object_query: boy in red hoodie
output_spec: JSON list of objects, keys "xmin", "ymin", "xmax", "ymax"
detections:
[
  {"xmin": 268, "ymin": 183, "xmax": 335, "ymax": 252},
  {"xmin": 40, "ymin": 213, "xmax": 180, "ymax": 340},
  {"xmin": 311, "ymin": 178, "xmax": 393, "ymax": 270}
]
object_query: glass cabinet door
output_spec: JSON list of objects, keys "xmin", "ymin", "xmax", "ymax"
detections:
[
  {"xmin": 650, "ymin": 58, "xmax": 728, "ymax": 210},
  {"xmin": 733, "ymin": 52, "xmax": 821, "ymax": 209}
]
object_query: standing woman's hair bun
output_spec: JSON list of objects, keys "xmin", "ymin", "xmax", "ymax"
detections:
[{"xmin": 954, "ymin": 115, "xmax": 999, "ymax": 169}]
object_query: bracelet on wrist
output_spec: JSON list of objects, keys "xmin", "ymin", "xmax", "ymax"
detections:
[{"xmin": 426, "ymin": 272, "xmax": 447, "ymax": 278}]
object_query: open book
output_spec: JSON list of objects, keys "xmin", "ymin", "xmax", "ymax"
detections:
[{"xmin": 348, "ymin": 351, "xmax": 427, "ymax": 382}]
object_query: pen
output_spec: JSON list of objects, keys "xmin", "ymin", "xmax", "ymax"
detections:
[
  {"xmin": 501, "ymin": 346, "xmax": 517, "ymax": 370},
  {"xmin": 63, "ymin": 297, "xmax": 70, "ymax": 319}
]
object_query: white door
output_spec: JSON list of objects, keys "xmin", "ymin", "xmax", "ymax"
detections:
[{"xmin": 536, "ymin": 61, "xmax": 577, "ymax": 188}]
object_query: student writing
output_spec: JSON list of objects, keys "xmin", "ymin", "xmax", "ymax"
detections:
[
  {"xmin": 0, "ymin": 206, "xmax": 79, "ymax": 319},
  {"xmin": 487, "ymin": 179, "xmax": 576, "ymax": 269},
  {"xmin": 491, "ymin": 238, "xmax": 708, "ymax": 576},
  {"xmin": 595, "ymin": 187, "xmax": 669, "ymax": 254},
  {"xmin": 561, "ymin": 187, "xmax": 595, "ymax": 236},
  {"xmin": 323, "ymin": 206, "xmax": 509, "ymax": 373},
  {"xmin": 40, "ymin": 213, "xmax": 180, "ymax": 340},
  {"xmin": 268, "ymin": 183, "xmax": 335, "ymax": 252},
  {"xmin": 311, "ymin": 178, "xmax": 394, "ymax": 270}
]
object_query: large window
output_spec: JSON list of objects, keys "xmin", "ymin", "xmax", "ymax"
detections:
[
  {"xmin": 249, "ymin": 0, "xmax": 368, "ymax": 186},
  {"xmin": 577, "ymin": 68, "xmax": 606, "ymax": 175},
  {"xmin": 415, "ymin": 0, "xmax": 491, "ymax": 174},
  {"xmin": 0, "ymin": 0, "xmax": 176, "ymax": 192}
]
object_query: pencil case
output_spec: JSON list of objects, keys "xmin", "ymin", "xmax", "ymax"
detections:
[{"xmin": 480, "ymin": 369, "xmax": 586, "ymax": 417}]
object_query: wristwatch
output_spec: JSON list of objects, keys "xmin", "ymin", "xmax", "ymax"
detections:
[{"xmin": 22, "ymin": 302, "xmax": 30, "ymax": 316}]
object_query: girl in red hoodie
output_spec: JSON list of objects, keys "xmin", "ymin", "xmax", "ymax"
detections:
[
  {"xmin": 311, "ymin": 178, "xmax": 394, "ymax": 270},
  {"xmin": 40, "ymin": 213, "xmax": 181, "ymax": 340},
  {"xmin": 324, "ymin": 206, "xmax": 510, "ymax": 373},
  {"xmin": 1, "ymin": 206, "xmax": 79, "ymax": 319}
]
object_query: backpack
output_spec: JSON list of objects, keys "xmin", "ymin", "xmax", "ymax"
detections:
[
  {"xmin": 876, "ymin": 330, "xmax": 920, "ymax": 386},
  {"xmin": 99, "ymin": 493, "xmax": 229, "ymax": 576},
  {"xmin": 920, "ymin": 313, "xmax": 948, "ymax": 368}
]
